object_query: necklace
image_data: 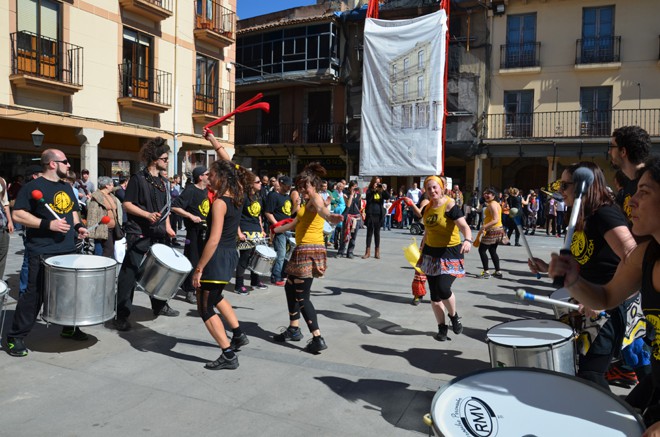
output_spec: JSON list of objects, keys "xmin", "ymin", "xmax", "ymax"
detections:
[{"xmin": 144, "ymin": 169, "xmax": 166, "ymax": 192}]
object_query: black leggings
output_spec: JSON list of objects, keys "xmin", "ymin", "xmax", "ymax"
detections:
[
  {"xmin": 365, "ymin": 215, "xmax": 383, "ymax": 249},
  {"xmin": 236, "ymin": 249, "xmax": 259, "ymax": 288},
  {"xmin": 427, "ymin": 274, "xmax": 456, "ymax": 301},
  {"xmin": 284, "ymin": 276, "xmax": 319, "ymax": 332},
  {"xmin": 198, "ymin": 284, "xmax": 226, "ymax": 322},
  {"xmin": 478, "ymin": 243, "xmax": 500, "ymax": 271}
]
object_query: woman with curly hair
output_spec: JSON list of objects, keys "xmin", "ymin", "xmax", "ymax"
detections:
[
  {"xmin": 191, "ymin": 158, "xmax": 255, "ymax": 370},
  {"xmin": 271, "ymin": 163, "xmax": 344, "ymax": 354}
]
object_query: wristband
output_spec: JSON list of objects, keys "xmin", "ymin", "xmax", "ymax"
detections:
[
  {"xmin": 74, "ymin": 223, "xmax": 84, "ymax": 232},
  {"xmin": 39, "ymin": 218, "xmax": 52, "ymax": 232},
  {"xmin": 464, "ymin": 239, "xmax": 473, "ymax": 243}
]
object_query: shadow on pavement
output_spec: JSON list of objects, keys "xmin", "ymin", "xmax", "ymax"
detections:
[
  {"xmin": 317, "ymin": 303, "xmax": 425, "ymax": 336},
  {"xmin": 322, "ymin": 286, "xmax": 411, "ymax": 305},
  {"xmin": 315, "ymin": 376, "xmax": 436, "ymax": 434}
]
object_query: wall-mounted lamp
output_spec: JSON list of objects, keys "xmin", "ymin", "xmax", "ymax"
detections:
[
  {"xmin": 479, "ymin": 152, "xmax": 488, "ymax": 160},
  {"xmin": 494, "ymin": 4, "xmax": 505, "ymax": 15},
  {"xmin": 226, "ymin": 62, "xmax": 233, "ymax": 71},
  {"xmin": 31, "ymin": 126, "xmax": 45, "ymax": 148}
]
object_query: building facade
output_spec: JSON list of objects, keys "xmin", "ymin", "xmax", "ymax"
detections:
[{"xmin": 0, "ymin": 0, "xmax": 237, "ymax": 183}]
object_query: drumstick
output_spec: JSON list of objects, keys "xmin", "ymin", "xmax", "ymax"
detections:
[
  {"xmin": 509, "ymin": 207, "xmax": 541, "ymax": 279},
  {"xmin": 515, "ymin": 289, "xmax": 606, "ymax": 316},
  {"xmin": 552, "ymin": 168, "xmax": 595, "ymax": 287},
  {"xmin": 31, "ymin": 190, "xmax": 61, "ymax": 220},
  {"xmin": 86, "ymin": 215, "xmax": 110, "ymax": 232}
]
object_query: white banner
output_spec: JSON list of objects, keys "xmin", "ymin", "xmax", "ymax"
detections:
[{"xmin": 360, "ymin": 10, "xmax": 447, "ymax": 177}]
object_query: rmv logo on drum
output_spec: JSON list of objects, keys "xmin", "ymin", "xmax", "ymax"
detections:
[{"xmin": 459, "ymin": 397, "xmax": 498, "ymax": 436}]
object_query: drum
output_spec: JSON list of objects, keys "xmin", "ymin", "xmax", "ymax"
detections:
[
  {"xmin": 0, "ymin": 280, "xmax": 8, "ymax": 339},
  {"xmin": 237, "ymin": 236, "xmax": 268, "ymax": 251},
  {"xmin": 323, "ymin": 220, "xmax": 334, "ymax": 236},
  {"xmin": 248, "ymin": 245, "xmax": 276, "ymax": 276},
  {"xmin": 486, "ymin": 319, "xmax": 576, "ymax": 375},
  {"xmin": 426, "ymin": 367, "xmax": 645, "ymax": 437},
  {"xmin": 285, "ymin": 237, "xmax": 297, "ymax": 261},
  {"xmin": 42, "ymin": 255, "xmax": 117, "ymax": 326},
  {"xmin": 137, "ymin": 244, "xmax": 192, "ymax": 301},
  {"xmin": 550, "ymin": 287, "xmax": 571, "ymax": 318}
]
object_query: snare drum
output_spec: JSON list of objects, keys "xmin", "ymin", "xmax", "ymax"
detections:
[
  {"xmin": 285, "ymin": 237, "xmax": 297, "ymax": 261},
  {"xmin": 42, "ymin": 255, "xmax": 118, "ymax": 326},
  {"xmin": 486, "ymin": 319, "xmax": 576, "ymax": 375},
  {"xmin": 426, "ymin": 367, "xmax": 645, "ymax": 436},
  {"xmin": 550, "ymin": 287, "xmax": 571, "ymax": 318},
  {"xmin": 248, "ymin": 245, "xmax": 276, "ymax": 276},
  {"xmin": 137, "ymin": 244, "xmax": 192, "ymax": 301}
]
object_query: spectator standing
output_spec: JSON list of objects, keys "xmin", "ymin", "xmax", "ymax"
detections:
[
  {"xmin": 556, "ymin": 198, "xmax": 566, "ymax": 237},
  {"xmin": 362, "ymin": 176, "xmax": 390, "ymax": 259},
  {"xmin": 87, "ymin": 176, "xmax": 121, "ymax": 258},
  {"xmin": 338, "ymin": 180, "xmax": 361, "ymax": 258},
  {"xmin": 546, "ymin": 196, "xmax": 557, "ymax": 236},
  {"xmin": 0, "ymin": 174, "xmax": 15, "ymax": 279},
  {"xmin": 524, "ymin": 190, "xmax": 539, "ymax": 235}
]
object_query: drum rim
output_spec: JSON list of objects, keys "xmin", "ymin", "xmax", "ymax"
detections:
[
  {"xmin": 43, "ymin": 254, "xmax": 117, "ymax": 269},
  {"xmin": 0, "ymin": 279, "xmax": 7, "ymax": 295},
  {"xmin": 486, "ymin": 318, "xmax": 574, "ymax": 347},
  {"xmin": 430, "ymin": 367, "xmax": 645, "ymax": 433},
  {"xmin": 148, "ymin": 244, "xmax": 192, "ymax": 272}
]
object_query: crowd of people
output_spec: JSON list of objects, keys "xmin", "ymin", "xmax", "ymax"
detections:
[{"xmin": 1, "ymin": 125, "xmax": 659, "ymax": 432}]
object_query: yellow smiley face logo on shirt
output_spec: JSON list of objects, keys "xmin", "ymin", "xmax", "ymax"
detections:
[
  {"xmin": 570, "ymin": 231, "xmax": 594, "ymax": 265},
  {"xmin": 199, "ymin": 198, "xmax": 210, "ymax": 218},
  {"xmin": 283, "ymin": 200, "xmax": 292, "ymax": 216},
  {"xmin": 374, "ymin": 193, "xmax": 381, "ymax": 201},
  {"xmin": 52, "ymin": 191, "xmax": 74, "ymax": 214},
  {"xmin": 248, "ymin": 200, "xmax": 261, "ymax": 217}
]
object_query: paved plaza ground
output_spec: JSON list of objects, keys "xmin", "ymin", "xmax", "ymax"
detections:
[{"xmin": 0, "ymin": 227, "xmax": 631, "ymax": 436}]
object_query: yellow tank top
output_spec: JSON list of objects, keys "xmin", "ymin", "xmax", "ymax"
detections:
[
  {"xmin": 484, "ymin": 200, "xmax": 503, "ymax": 227},
  {"xmin": 423, "ymin": 202, "xmax": 461, "ymax": 247},
  {"xmin": 295, "ymin": 204, "xmax": 325, "ymax": 246}
]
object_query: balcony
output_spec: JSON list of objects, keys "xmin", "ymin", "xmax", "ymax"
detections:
[
  {"xmin": 117, "ymin": 62, "xmax": 172, "ymax": 113},
  {"xmin": 192, "ymin": 86, "xmax": 234, "ymax": 123},
  {"xmin": 576, "ymin": 36, "xmax": 621, "ymax": 66},
  {"xmin": 194, "ymin": 2, "xmax": 235, "ymax": 48},
  {"xmin": 10, "ymin": 31, "xmax": 83, "ymax": 95},
  {"xmin": 482, "ymin": 109, "xmax": 660, "ymax": 140},
  {"xmin": 119, "ymin": 0, "xmax": 173, "ymax": 21},
  {"xmin": 235, "ymin": 122, "xmax": 346, "ymax": 145},
  {"xmin": 500, "ymin": 42, "xmax": 541, "ymax": 70}
]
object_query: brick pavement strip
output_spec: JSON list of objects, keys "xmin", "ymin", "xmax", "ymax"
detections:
[{"xmin": 0, "ymin": 229, "xmax": 631, "ymax": 435}]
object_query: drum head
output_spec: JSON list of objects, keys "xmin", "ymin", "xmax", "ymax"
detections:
[
  {"xmin": 486, "ymin": 319, "xmax": 574, "ymax": 347},
  {"xmin": 255, "ymin": 245, "xmax": 276, "ymax": 257},
  {"xmin": 151, "ymin": 244, "xmax": 193, "ymax": 272},
  {"xmin": 550, "ymin": 287, "xmax": 571, "ymax": 302},
  {"xmin": 431, "ymin": 368, "xmax": 644, "ymax": 436},
  {"xmin": 44, "ymin": 254, "xmax": 117, "ymax": 269},
  {"xmin": 0, "ymin": 280, "xmax": 7, "ymax": 296}
]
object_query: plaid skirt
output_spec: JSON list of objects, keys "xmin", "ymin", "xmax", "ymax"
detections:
[
  {"xmin": 480, "ymin": 226, "xmax": 506, "ymax": 246},
  {"xmin": 285, "ymin": 244, "xmax": 327, "ymax": 278},
  {"xmin": 417, "ymin": 244, "xmax": 465, "ymax": 277}
]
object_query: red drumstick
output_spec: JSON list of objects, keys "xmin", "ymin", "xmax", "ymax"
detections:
[
  {"xmin": 86, "ymin": 215, "xmax": 110, "ymax": 232},
  {"xmin": 31, "ymin": 190, "xmax": 61, "ymax": 220}
]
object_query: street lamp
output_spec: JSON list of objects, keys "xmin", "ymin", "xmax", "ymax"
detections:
[{"xmin": 31, "ymin": 126, "xmax": 45, "ymax": 148}]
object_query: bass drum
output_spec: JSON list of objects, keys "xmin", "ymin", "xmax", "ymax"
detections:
[
  {"xmin": 425, "ymin": 367, "xmax": 645, "ymax": 436},
  {"xmin": 137, "ymin": 244, "xmax": 192, "ymax": 301},
  {"xmin": 42, "ymin": 255, "xmax": 117, "ymax": 326}
]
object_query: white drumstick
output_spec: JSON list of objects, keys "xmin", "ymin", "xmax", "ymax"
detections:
[
  {"xmin": 515, "ymin": 289, "xmax": 606, "ymax": 316},
  {"xmin": 509, "ymin": 208, "xmax": 540, "ymax": 278}
]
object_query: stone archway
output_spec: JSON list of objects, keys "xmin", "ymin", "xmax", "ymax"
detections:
[{"xmin": 502, "ymin": 158, "xmax": 548, "ymax": 192}]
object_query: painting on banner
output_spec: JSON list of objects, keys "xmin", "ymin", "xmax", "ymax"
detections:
[{"xmin": 360, "ymin": 10, "xmax": 447, "ymax": 177}]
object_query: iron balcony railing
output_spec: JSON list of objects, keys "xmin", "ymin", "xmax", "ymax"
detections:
[
  {"xmin": 10, "ymin": 30, "xmax": 84, "ymax": 86},
  {"xmin": 195, "ymin": 1, "xmax": 235, "ymax": 36},
  {"xmin": 235, "ymin": 122, "xmax": 347, "ymax": 145},
  {"xmin": 193, "ymin": 86, "xmax": 234, "ymax": 116},
  {"xmin": 576, "ymin": 36, "xmax": 621, "ymax": 64},
  {"xmin": 483, "ymin": 109, "xmax": 660, "ymax": 139},
  {"xmin": 500, "ymin": 42, "xmax": 541, "ymax": 69},
  {"xmin": 118, "ymin": 62, "xmax": 172, "ymax": 107},
  {"xmin": 144, "ymin": 0, "xmax": 173, "ymax": 12}
]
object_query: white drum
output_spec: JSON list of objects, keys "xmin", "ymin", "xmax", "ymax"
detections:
[
  {"xmin": 285, "ymin": 237, "xmax": 297, "ymax": 261},
  {"xmin": 248, "ymin": 245, "xmax": 276, "ymax": 276},
  {"xmin": 323, "ymin": 220, "xmax": 334, "ymax": 236},
  {"xmin": 42, "ymin": 255, "xmax": 118, "ymax": 326},
  {"xmin": 486, "ymin": 319, "xmax": 576, "ymax": 375},
  {"xmin": 550, "ymin": 287, "xmax": 571, "ymax": 319},
  {"xmin": 137, "ymin": 244, "xmax": 192, "ymax": 301},
  {"xmin": 0, "ymin": 280, "xmax": 8, "ymax": 339},
  {"xmin": 426, "ymin": 367, "xmax": 645, "ymax": 437}
]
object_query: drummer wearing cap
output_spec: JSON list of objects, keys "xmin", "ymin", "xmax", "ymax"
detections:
[
  {"xmin": 171, "ymin": 166, "xmax": 210, "ymax": 304},
  {"xmin": 114, "ymin": 137, "xmax": 178, "ymax": 332},
  {"xmin": 5, "ymin": 149, "xmax": 88, "ymax": 357},
  {"xmin": 265, "ymin": 176, "xmax": 293, "ymax": 286}
]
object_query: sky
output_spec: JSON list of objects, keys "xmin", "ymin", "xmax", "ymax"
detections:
[{"xmin": 237, "ymin": 0, "xmax": 318, "ymax": 19}]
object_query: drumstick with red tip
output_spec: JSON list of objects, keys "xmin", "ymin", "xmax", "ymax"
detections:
[
  {"xmin": 86, "ymin": 215, "xmax": 111, "ymax": 232},
  {"xmin": 515, "ymin": 289, "xmax": 606, "ymax": 316},
  {"xmin": 31, "ymin": 190, "xmax": 61, "ymax": 220}
]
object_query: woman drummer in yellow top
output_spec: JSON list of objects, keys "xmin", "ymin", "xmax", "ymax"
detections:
[
  {"xmin": 272, "ymin": 162, "xmax": 343, "ymax": 354},
  {"xmin": 405, "ymin": 176, "xmax": 472, "ymax": 341},
  {"xmin": 478, "ymin": 186, "xmax": 506, "ymax": 279}
]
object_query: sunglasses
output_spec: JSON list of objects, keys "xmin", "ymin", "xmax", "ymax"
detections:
[
  {"xmin": 158, "ymin": 157, "xmax": 169, "ymax": 162},
  {"xmin": 560, "ymin": 181, "xmax": 574, "ymax": 191},
  {"xmin": 254, "ymin": 181, "xmax": 262, "ymax": 184},
  {"xmin": 52, "ymin": 159, "xmax": 69, "ymax": 165}
]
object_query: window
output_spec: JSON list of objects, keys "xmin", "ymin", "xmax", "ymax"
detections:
[
  {"xmin": 403, "ymin": 57, "xmax": 409, "ymax": 75},
  {"xmin": 581, "ymin": 6, "xmax": 615, "ymax": 63},
  {"xmin": 195, "ymin": 55, "xmax": 219, "ymax": 113},
  {"xmin": 402, "ymin": 105, "xmax": 412, "ymax": 129},
  {"xmin": 580, "ymin": 87, "xmax": 612, "ymax": 136},
  {"xmin": 417, "ymin": 76, "xmax": 424, "ymax": 99},
  {"xmin": 16, "ymin": 0, "xmax": 61, "ymax": 78},
  {"xmin": 418, "ymin": 50, "xmax": 424, "ymax": 69},
  {"xmin": 416, "ymin": 103, "xmax": 429, "ymax": 129},
  {"xmin": 403, "ymin": 79, "xmax": 409, "ymax": 100},
  {"xmin": 122, "ymin": 28, "xmax": 153, "ymax": 99},
  {"xmin": 505, "ymin": 14, "xmax": 537, "ymax": 68},
  {"xmin": 504, "ymin": 90, "xmax": 533, "ymax": 137}
]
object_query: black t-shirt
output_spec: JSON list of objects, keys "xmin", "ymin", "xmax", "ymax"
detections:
[
  {"xmin": 240, "ymin": 193, "xmax": 263, "ymax": 233},
  {"xmin": 507, "ymin": 194, "xmax": 522, "ymax": 210},
  {"xmin": 345, "ymin": 193, "xmax": 361, "ymax": 215},
  {"xmin": 172, "ymin": 184, "xmax": 210, "ymax": 227},
  {"xmin": 265, "ymin": 191, "xmax": 292, "ymax": 222},
  {"xmin": 616, "ymin": 177, "xmax": 638, "ymax": 223},
  {"xmin": 206, "ymin": 196, "xmax": 241, "ymax": 249},
  {"xmin": 123, "ymin": 171, "xmax": 169, "ymax": 237},
  {"xmin": 641, "ymin": 243, "xmax": 660, "ymax": 378},
  {"xmin": 14, "ymin": 177, "xmax": 79, "ymax": 255},
  {"xmin": 571, "ymin": 204, "xmax": 628, "ymax": 284},
  {"xmin": 365, "ymin": 189, "xmax": 390, "ymax": 217}
]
